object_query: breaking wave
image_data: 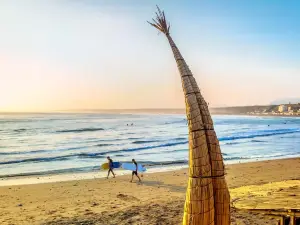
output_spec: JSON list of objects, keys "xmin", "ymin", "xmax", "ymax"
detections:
[
  {"xmin": 132, "ymin": 140, "xmax": 160, "ymax": 144},
  {"xmin": 56, "ymin": 128, "xmax": 104, "ymax": 133},
  {"xmin": 219, "ymin": 128, "xmax": 300, "ymax": 141},
  {"xmin": 95, "ymin": 144, "xmax": 114, "ymax": 147}
]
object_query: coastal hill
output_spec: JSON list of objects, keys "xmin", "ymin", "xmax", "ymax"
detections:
[
  {"xmin": 210, "ymin": 105, "xmax": 278, "ymax": 115},
  {"xmin": 211, "ymin": 104, "xmax": 300, "ymax": 115}
]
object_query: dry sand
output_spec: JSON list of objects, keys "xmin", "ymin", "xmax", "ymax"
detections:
[{"xmin": 0, "ymin": 158, "xmax": 299, "ymax": 225}]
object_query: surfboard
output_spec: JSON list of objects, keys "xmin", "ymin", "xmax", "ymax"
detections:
[
  {"xmin": 101, "ymin": 162, "xmax": 121, "ymax": 170},
  {"xmin": 121, "ymin": 163, "xmax": 146, "ymax": 172}
]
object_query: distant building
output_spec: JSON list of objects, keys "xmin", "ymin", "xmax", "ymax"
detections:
[{"xmin": 278, "ymin": 105, "xmax": 288, "ymax": 112}]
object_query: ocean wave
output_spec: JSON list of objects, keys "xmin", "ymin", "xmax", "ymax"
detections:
[
  {"xmin": 1, "ymin": 152, "xmax": 299, "ymax": 177},
  {"xmin": 224, "ymin": 140, "xmax": 266, "ymax": 145},
  {"xmin": 164, "ymin": 119, "xmax": 186, "ymax": 125},
  {"xmin": 280, "ymin": 135, "xmax": 300, "ymax": 139},
  {"xmin": 95, "ymin": 144, "xmax": 113, "ymax": 147},
  {"xmin": 86, "ymin": 138, "xmax": 124, "ymax": 143},
  {"xmin": 13, "ymin": 128, "xmax": 27, "ymax": 132},
  {"xmin": 250, "ymin": 140, "xmax": 266, "ymax": 143},
  {"xmin": 219, "ymin": 128, "xmax": 300, "ymax": 141},
  {"xmin": 0, "ymin": 146, "xmax": 85, "ymax": 156},
  {"xmin": 224, "ymin": 156, "xmax": 249, "ymax": 161},
  {"xmin": 0, "ymin": 149, "xmax": 46, "ymax": 155},
  {"xmin": 131, "ymin": 137, "xmax": 187, "ymax": 145},
  {"xmin": 171, "ymin": 137, "xmax": 187, "ymax": 141},
  {"xmin": 132, "ymin": 140, "xmax": 160, "ymax": 144},
  {"xmin": 0, "ymin": 166, "xmax": 98, "ymax": 178},
  {"xmin": 223, "ymin": 151, "xmax": 300, "ymax": 161},
  {"xmin": 6, "ymin": 154, "xmax": 287, "ymax": 178},
  {"xmin": 1, "ymin": 151, "xmax": 112, "ymax": 164},
  {"xmin": 127, "ymin": 137, "xmax": 141, "ymax": 140},
  {"xmin": 0, "ymin": 161, "xmax": 186, "ymax": 178},
  {"xmin": 91, "ymin": 140, "xmax": 189, "ymax": 156},
  {"xmin": 141, "ymin": 160, "xmax": 188, "ymax": 166},
  {"xmin": 56, "ymin": 128, "xmax": 104, "ymax": 133},
  {"xmin": 0, "ymin": 140, "xmax": 190, "ymax": 164},
  {"xmin": 0, "ymin": 155, "xmax": 73, "ymax": 165},
  {"xmin": 224, "ymin": 142, "xmax": 240, "ymax": 145},
  {"xmin": 122, "ymin": 141, "xmax": 188, "ymax": 153},
  {"xmin": 1, "ymin": 128, "xmax": 299, "ymax": 165},
  {"xmin": 127, "ymin": 128, "xmax": 299, "ymax": 149}
]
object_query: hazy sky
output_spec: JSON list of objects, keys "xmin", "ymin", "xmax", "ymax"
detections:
[{"xmin": 1, "ymin": 0, "xmax": 300, "ymax": 112}]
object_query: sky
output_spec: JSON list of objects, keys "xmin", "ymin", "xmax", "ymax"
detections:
[{"xmin": 1, "ymin": 0, "xmax": 300, "ymax": 112}]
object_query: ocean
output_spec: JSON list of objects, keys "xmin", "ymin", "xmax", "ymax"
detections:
[{"xmin": 1, "ymin": 113, "xmax": 300, "ymax": 178}]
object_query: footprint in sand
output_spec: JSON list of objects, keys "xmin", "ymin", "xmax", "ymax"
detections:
[
  {"xmin": 47, "ymin": 210, "xmax": 57, "ymax": 215},
  {"xmin": 116, "ymin": 194, "xmax": 139, "ymax": 201}
]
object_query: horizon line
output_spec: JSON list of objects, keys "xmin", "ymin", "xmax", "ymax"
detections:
[{"xmin": 0, "ymin": 104, "xmax": 282, "ymax": 114}]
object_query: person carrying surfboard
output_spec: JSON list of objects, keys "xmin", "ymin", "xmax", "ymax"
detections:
[
  {"xmin": 130, "ymin": 159, "xmax": 141, "ymax": 182},
  {"xmin": 106, "ymin": 156, "xmax": 115, "ymax": 179}
]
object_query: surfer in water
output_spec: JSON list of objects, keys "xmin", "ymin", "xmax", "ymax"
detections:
[
  {"xmin": 130, "ymin": 159, "xmax": 141, "ymax": 182},
  {"xmin": 106, "ymin": 156, "xmax": 115, "ymax": 179}
]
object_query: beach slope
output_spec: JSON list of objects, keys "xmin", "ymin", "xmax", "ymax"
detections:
[{"xmin": 0, "ymin": 158, "xmax": 299, "ymax": 225}]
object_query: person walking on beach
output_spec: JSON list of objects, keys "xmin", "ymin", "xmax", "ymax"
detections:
[
  {"xmin": 106, "ymin": 156, "xmax": 115, "ymax": 179},
  {"xmin": 130, "ymin": 159, "xmax": 141, "ymax": 182}
]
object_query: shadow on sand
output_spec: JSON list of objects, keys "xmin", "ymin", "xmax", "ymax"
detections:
[{"xmin": 139, "ymin": 180, "xmax": 186, "ymax": 193}]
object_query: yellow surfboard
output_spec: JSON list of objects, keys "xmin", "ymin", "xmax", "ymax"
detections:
[
  {"xmin": 101, "ymin": 163, "xmax": 109, "ymax": 170},
  {"xmin": 101, "ymin": 162, "xmax": 121, "ymax": 170}
]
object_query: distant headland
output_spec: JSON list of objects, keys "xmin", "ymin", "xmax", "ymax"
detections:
[{"xmin": 2, "ymin": 103, "xmax": 300, "ymax": 116}]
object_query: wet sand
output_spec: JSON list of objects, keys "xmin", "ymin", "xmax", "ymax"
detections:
[{"xmin": 0, "ymin": 157, "xmax": 299, "ymax": 225}]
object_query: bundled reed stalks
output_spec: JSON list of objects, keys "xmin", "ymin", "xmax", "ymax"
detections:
[{"xmin": 148, "ymin": 6, "xmax": 230, "ymax": 225}]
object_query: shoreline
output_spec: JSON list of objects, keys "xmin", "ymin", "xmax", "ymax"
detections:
[
  {"xmin": 0, "ymin": 164, "xmax": 188, "ymax": 187},
  {"xmin": 0, "ymin": 157, "xmax": 299, "ymax": 225},
  {"xmin": 1, "ymin": 155, "xmax": 300, "ymax": 187}
]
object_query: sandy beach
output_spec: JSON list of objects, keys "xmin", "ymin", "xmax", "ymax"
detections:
[{"xmin": 0, "ymin": 157, "xmax": 299, "ymax": 225}]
